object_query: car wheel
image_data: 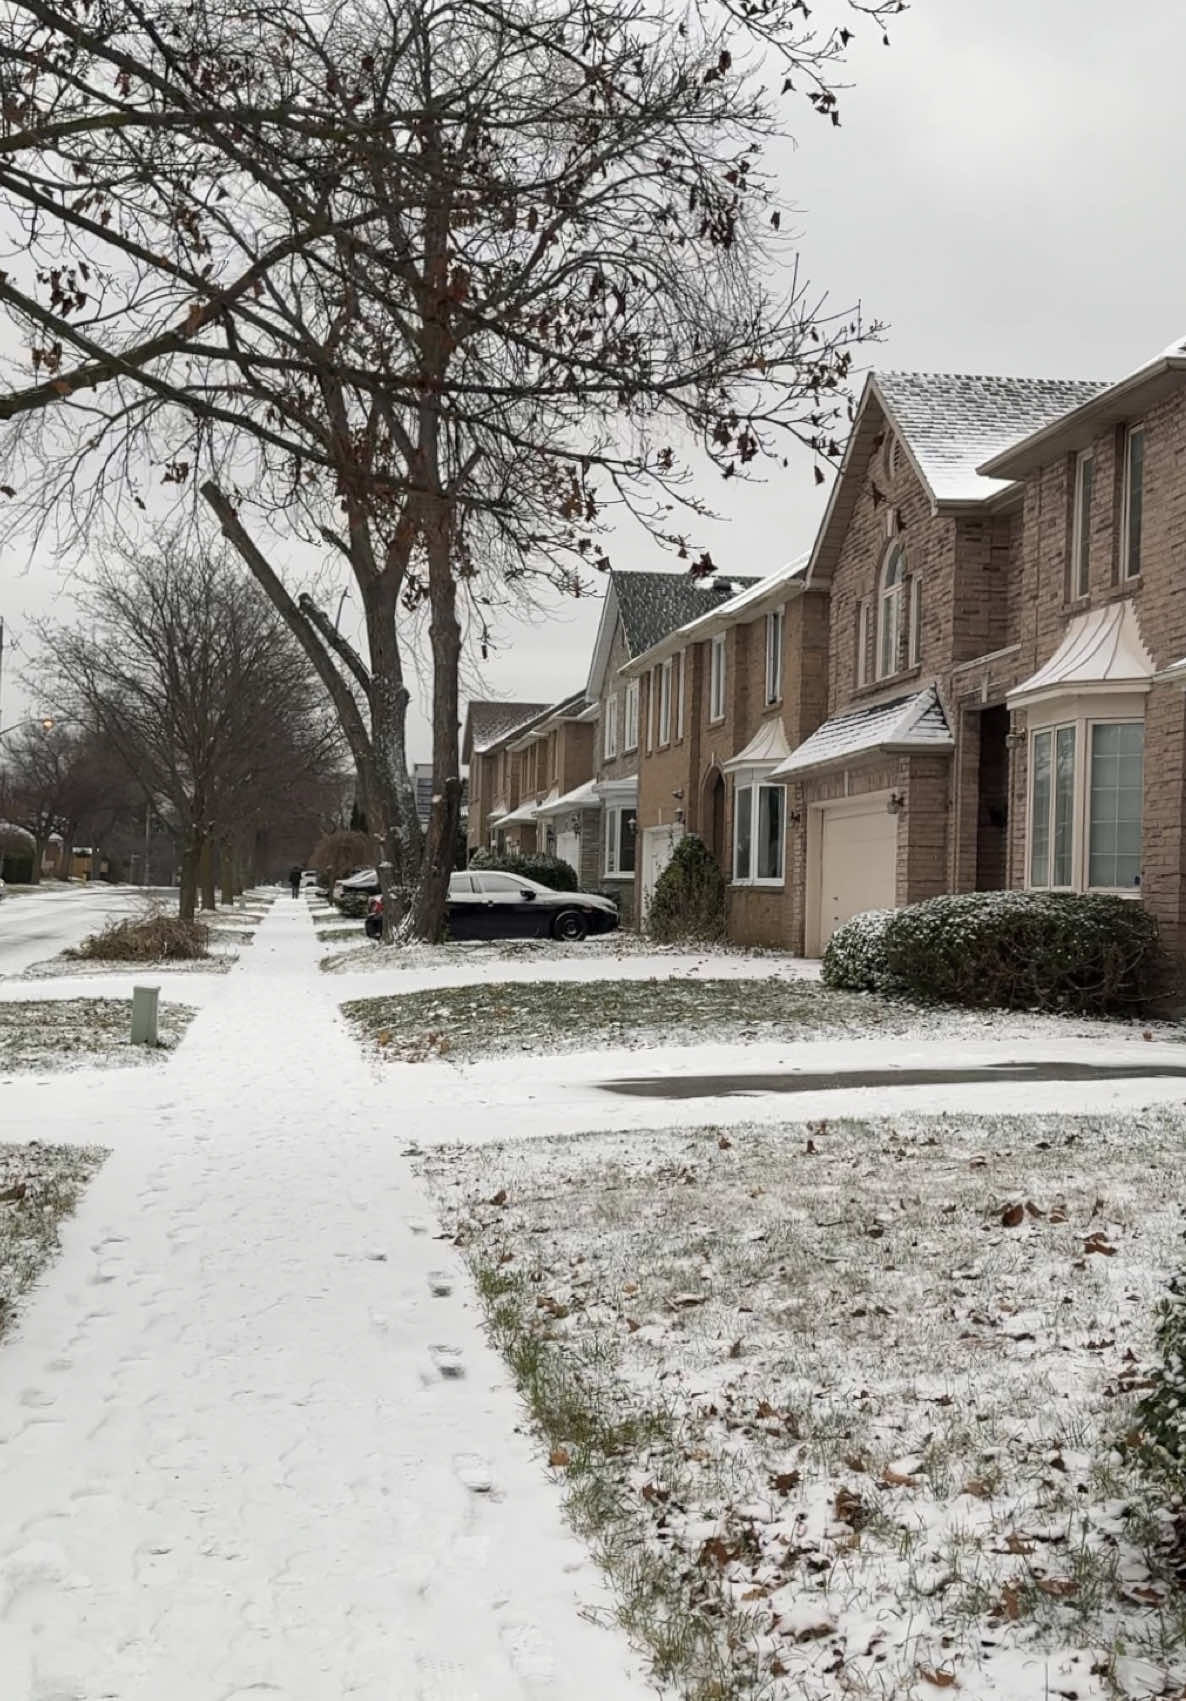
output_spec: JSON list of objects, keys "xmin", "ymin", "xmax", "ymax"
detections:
[{"xmin": 551, "ymin": 909, "xmax": 587, "ymax": 943}]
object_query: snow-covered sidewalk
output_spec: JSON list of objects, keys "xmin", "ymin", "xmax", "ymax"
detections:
[{"xmin": 0, "ymin": 900, "xmax": 650, "ymax": 1701}]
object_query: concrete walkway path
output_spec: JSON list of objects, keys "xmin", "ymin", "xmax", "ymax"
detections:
[{"xmin": 0, "ymin": 899, "xmax": 649, "ymax": 1701}]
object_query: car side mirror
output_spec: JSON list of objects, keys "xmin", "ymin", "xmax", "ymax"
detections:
[{"xmin": 520, "ymin": 889, "xmax": 536, "ymax": 901}]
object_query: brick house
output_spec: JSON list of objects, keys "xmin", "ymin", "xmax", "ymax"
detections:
[
  {"xmin": 462, "ymin": 701, "xmax": 549, "ymax": 856},
  {"xmin": 767, "ymin": 370, "xmax": 1106, "ymax": 954},
  {"xmin": 500, "ymin": 691, "xmax": 597, "ymax": 874},
  {"xmin": 585, "ymin": 569, "xmax": 757, "ymax": 923},
  {"xmin": 974, "ymin": 341, "xmax": 1186, "ymax": 950}
]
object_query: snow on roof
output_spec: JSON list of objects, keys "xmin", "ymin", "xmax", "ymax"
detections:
[
  {"xmin": 1008, "ymin": 600, "xmax": 1154, "ymax": 707},
  {"xmin": 723, "ymin": 716, "xmax": 793, "ymax": 773},
  {"xmin": 464, "ymin": 700, "xmax": 551, "ymax": 758},
  {"xmin": 771, "ymin": 686, "xmax": 953, "ymax": 779},
  {"xmin": 876, "ymin": 372, "xmax": 1108, "ymax": 504},
  {"xmin": 499, "ymin": 799, "xmax": 541, "ymax": 827},
  {"xmin": 613, "ymin": 569, "xmax": 760, "ymax": 659},
  {"xmin": 533, "ymin": 779, "xmax": 603, "ymax": 818},
  {"xmin": 622, "ymin": 555, "xmax": 809, "ymax": 676}
]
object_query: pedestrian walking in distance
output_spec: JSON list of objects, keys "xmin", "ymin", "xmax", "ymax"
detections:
[{"xmin": 289, "ymin": 865, "xmax": 302, "ymax": 899}]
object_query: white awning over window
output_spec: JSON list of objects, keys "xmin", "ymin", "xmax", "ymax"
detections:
[
  {"xmin": 722, "ymin": 716, "xmax": 792, "ymax": 774},
  {"xmin": 533, "ymin": 780, "xmax": 602, "ymax": 819},
  {"xmin": 1008, "ymin": 600, "xmax": 1154, "ymax": 709}
]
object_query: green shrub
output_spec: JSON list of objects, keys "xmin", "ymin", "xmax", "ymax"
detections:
[
  {"xmin": 469, "ymin": 848, "xmax": 578, "ymax": 892},
  {"xmin": 70, "ymin": 914, "xmax": 211, "ymax": 961},
  {"xmin": 646, "ymin": 833, "xmax": 725, "ymax": 944},
  {"xmin": 1139, "ymin": 1262, "xmax": 1186, "ymax": 1494},
  {"xmin": 821, "ymin": 908, "xmax": 899, "ymax": 993}
]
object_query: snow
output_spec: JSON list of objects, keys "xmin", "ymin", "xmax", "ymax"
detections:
[
  {"xmin": 0, "ymin": 899, "xmax": 651, "ymax": 1700},
  {"xmin": 0, "ymin": 884, "xmax": 150, "ymax": 979},
  {"xmin": 772, "ymin": 686, "xmax": 953, "ymax": 779}
]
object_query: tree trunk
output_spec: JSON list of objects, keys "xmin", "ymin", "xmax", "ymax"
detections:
[
  {"xmin": 409, "ymin": 507, "xmax": 462, "ymax": 942},
  {"xmin": 362, "ymin": 576, "xmax": 422, "ymax": 942},
  {"xmin": 28, "ymin": 835, "xmax": 44, "ymax": 883},
  {"xmin": 220, "ymin": 839, "xmax": 234, "ymax": 906},
  {"xmin": 199, "ymin": 837, "xmax": 216, "ymax": 912},
  {"xmin": 179, "ymin": 831, "xmax": 201, "ymax": 921}
]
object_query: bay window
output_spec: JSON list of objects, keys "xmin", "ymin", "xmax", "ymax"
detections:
[
  {"xmin": 733, "ymin": 780, "xmax": 785, "ymax": 884},
  {"xmin": 605, "ymin": 805, "xmax": 636, "ymax": 876},
  {"xmin": 1029, "ymin": 717, "xmax": 1143, "ymax": 892}
]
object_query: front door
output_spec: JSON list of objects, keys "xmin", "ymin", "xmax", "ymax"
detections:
[{"xmin": 641, "ymin": 825, "xmax": 683, "ymax": 914}]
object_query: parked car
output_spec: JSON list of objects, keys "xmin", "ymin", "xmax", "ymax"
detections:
[
  {"xmin": 365, "ymin": 870, "xmax": 618, "ymax": 942},
  {"xmin": 300, "ymin": 870, "xmax": 319, "ymax": 890},
  {"xmin": 337, "ymin": 866, "xmax": 380, "ymax": 918}
]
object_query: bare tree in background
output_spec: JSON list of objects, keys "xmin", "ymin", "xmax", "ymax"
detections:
[
  {"xmin": 0, "ymin": 0, "xmax": 904, "ymax": 938},
  {"xmin": 0, "ymin": 720, "xmax": 112, "ymax": 880},
  {"xmin": 34, "ymin": 543, "xmax": 343, "ymax": 918}
]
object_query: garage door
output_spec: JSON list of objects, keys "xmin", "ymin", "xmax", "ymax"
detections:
[{"xmin": 818, "ymin": 800, "xmax": 898, "ymax": 951}]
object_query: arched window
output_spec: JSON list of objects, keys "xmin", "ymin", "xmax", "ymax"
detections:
[{"xmin": 877, "ymin": 542, "xmax": 906, "ymax": 680}]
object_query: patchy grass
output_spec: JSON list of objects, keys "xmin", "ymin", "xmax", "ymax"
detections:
[
  {"xmin": 0, "ymin": 998, "xmax": 197, "ymax": 1071},
  {"xmin": 341, "ymin": 977, "xmax": 923, "ymax": 1063},
  {"xmin": 0, "ymin": 1142, "xmax": 106, "ymax": 1338},
  {"xmin": 317, "ymin": 925, "xmax": 365, "ymax": 943},
  {"xmin": 321, "ymin": 931, "xmax": 694, "ymax": 975},
  {"xmin": 421, "ymin": 1110, "xmax": 1186, "ymax": 1701}
]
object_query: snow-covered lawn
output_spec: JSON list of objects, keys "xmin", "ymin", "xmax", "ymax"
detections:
[
  {"xmin": 322, "ymin": 931, "xmax": 763, "ymax": 975},
  {"xmin": 0, "ymin": 997, "xmax": 196, "ymax": 1071},
  {"xmin": 317, "ymin": 924, "xmax": 366, "ymax": 943},
  {"xmin": 20, "ymin": 946, "xmax": 237, "ymax": 979},
  {"xmin": 0, "ymin": 1142, "xmax": 106, "ymax": 1337},
  {"xmin": 341, "ymin": 974, "xmax": 1184, "ymax": 1067},
  {"xmin": 421, "ymin": 1110, "xmax": 1186, "ymax": 1701}
]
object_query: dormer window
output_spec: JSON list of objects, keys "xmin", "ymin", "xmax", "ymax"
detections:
[{"xmin": 876, "ymin": 541, "xmax": 907, "ymax": 680}]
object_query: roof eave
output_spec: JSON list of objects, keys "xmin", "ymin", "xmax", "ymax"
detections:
[
  {"xmin": 980, "ymin": 359, "xmax": 1186, "ymax": 480},
  {"xmin": 772, "ymin": 736, "xmax": 954, "ymax": 783},
  {"xmin": 1008, "ymin": 677, "xmax": 1154, "ymax": 710}
]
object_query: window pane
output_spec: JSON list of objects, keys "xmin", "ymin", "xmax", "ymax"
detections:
[
  {"xmin": 1089, "ymin": 722, "xmax": 1143, "ymax": 888},
  {"xmin": 734, "ymin": 786, "xmax": 753, "ymax": 881},
  {"xmin": 1053, "ymin": 725, "xmax": 1076, "ymax": 887},
  {"xmin": 619, "ymin": 810, "xmax": 636, "ymax": 873},
  {"xmin": 1030, "ymin": 730, "xmax": 1052, "ymax": 887},
  {"xmin": 878, "ymin": 585, "xmax": 901, "ymax": 679},
  {"xmin": 1126, "ymin": 431, "xmax": 1144, "ymax": 578},
  {"xmin": 757, "ymin": 786, "xmax": 784, "ymax": 880}
]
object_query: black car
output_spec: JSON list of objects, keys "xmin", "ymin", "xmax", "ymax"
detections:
[{"xmin": 365, "ymin": 870, "xmax": 619, "ymax": 942}]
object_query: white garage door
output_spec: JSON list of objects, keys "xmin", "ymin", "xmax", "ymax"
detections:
[{"xmin": 817, "ymin": 800, "xmax": 898, "ymax": 951}]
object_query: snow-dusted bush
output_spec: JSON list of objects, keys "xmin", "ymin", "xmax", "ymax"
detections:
[
  {"xmin": 883, "ymin": 890, "xmax": 1169, "ymax": 1014},
  {"xmin": 469, "ymin": 848, "xmax": 578, "ymax": 891},
  {"xmin": 1140, "ymin": 1262, "xmax": 1186, "ymax": 1493},
  {"xmin": 71, "ymin": 915, "xmax": 210, "ymax": 961},
  {"xmin": 820, "ymin": 908, "xmax": 899, "ymax": 993},
  {"xmin": 646, "ymin": 833, "xmax": 725, "ymax": 943}
]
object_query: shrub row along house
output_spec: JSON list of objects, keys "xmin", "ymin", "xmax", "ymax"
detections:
[{"xmin": 465, "ymin": 339, "xmax": 1186, "ymax": 953}]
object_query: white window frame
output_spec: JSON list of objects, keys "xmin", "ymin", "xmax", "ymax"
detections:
[
  {"xmin": 1026, "ymin": 710, "xmax": 1144, "ymax": 895},
  {"xmin": 764, "ymin": 606, "xmax": 785, "ymax": 705},
  {"xmin": 646, "ymin": 671, "xmax": 655, "ymax": 752},
  {"xmin": 676, "ymin": 651, "xmax": 686, "ymax": 739},
  {"xmin": 657, "ymin": 658, "xmax": 672, "ymax": 745},
  {"xmin": 908, "ymin": 576, "xmax": 922, "ymax": 668},
  {"xmin": 856, "ymin": 599, "xmax": 871, "ymax": 688},
  {"xmin": 731, "ymin": 777, "xmax": 786, "ymax": 887},
  {"xmin": 1121, "ymin": 426, "xmax": 1144, "ymax": 581},
  {"xmin": 876, "ymin": 541, "xmax": 906, "ymax": 681},
  {"xmin": 1071, "ymin": 448, "xmax": 1094, "ymax": 599},
  {"xmin": 601, "ymin": 696, "xmax": 617, "ymax": 761},
  {"xmin": 709, "ymin": 633, "xmax": 726, "ymax": 722},
  {"xmin": 604, "ymin": 804, "xmax": 637, "ymax": 877},
  {"xmin": 623, "ymin": 680, "xmax": 640, "ymax": 752}
]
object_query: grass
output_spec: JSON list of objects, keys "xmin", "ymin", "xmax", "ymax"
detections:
[
  {"xmin": 0, "ymin": 1142, "xmax": 106, "ymax": 1338},
  {"xmin": 341, "ymin": 977, "xmax": 921, "ymax": 1063},
  {"xmin": 0, "ymin": 998, "xmax": 197, "ymax": 1071},
  {"xmin": 317, "ymin": 925, "xmax": 365, "ymax": 943},
  {"xmin": 421, "ymin": 1109, "xmax": 1186, "ymax": 1700}
]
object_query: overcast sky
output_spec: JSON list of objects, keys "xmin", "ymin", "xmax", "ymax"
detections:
[{"xmin": 3, "ymin": 0, "xmax": 1185, "ymax": 762}]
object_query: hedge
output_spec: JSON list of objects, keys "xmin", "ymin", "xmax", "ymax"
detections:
[{"xmin": 822, "ymin": 890, "xmax": 1172, "ymax": 1015}]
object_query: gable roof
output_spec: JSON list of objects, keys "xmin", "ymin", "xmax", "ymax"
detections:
[
  {"xmin": 981, "ymin": 340, "xmax": 1186, "ymax": 480},
  {"xmin": 585, "ymin": 569, "xmax": 759, "ymax": 699},
  {"xmin": 506, "ymin": 688, "xmax": 589, "ymax": 750},
  {"xmin": 805, "ymin": 370, "xmax": 1107, "ymax": 588},
  {"xmin": 621, "ymin": 554, "xmax": 810, "ymax": 677},
  {"xmin": 771, "ymin": 686, "xmax": 953, "ymax": 779},
  {"xmin": 462, "ymin": 700, "xmax": 550, "ymax": 763}
]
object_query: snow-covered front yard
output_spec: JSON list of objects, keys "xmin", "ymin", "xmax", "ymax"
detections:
[
  {"xmin": 0, "ymin": 996, "xmax": 197, "ymax": 1072},
  {"xmin": 421, "ymin": 1108, "xmax": 1186, "ymax": 1701},
  {"xmin": 0, "ymin": 1143, "xmax": 106, "ymax": 1337}
]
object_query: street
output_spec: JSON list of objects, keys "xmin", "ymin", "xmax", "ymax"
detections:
[{"xmin": 0, "ymin": 884, "xmax": 149, "ymax": 978}]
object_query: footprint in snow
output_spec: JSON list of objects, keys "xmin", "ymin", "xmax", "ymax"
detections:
[
  {"xmin": 429, "ymin": 1344, "xmax": 465, "ymax": 1380},
  {"xmin": 500, "ymin": 1620, "xmax": 559, "ymax": 1693},
  {"xmin": 452, "ymin": 1453, "xmax": 494, "ymax": 1494},
  {"xmin": 426, "ymin": 1270, "xmax": 453, "ymax": 1297}
]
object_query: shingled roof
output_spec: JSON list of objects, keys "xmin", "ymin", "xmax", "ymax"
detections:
[
  {"xmin": 613, "ymin": 570, "xmax": 760, "ymax": 660},
  {"xmin": 462, "ymin": 700, "xmax": 550, "ymax": 762},
  {"xmin": 876, "ymin": 371, "xmax": 1108, "ymax": 504},
  {"xmin": 772, "ymin": 686, "xmax": 954, "ymax": 779}
]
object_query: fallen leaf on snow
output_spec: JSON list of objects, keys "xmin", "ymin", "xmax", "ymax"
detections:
[
  {"xmin": 1001, "ymin": 1202, "xmax": 1025, "ymax": 1228},
  {"xmin": 918, "ymin": 1667, "xmax": 958, "ymax": 1689},
  {"xmin": 548, "ymin": 1447, "xmax": 571, "ymax": 1468}
]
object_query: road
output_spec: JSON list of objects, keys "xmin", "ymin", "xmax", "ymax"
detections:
[{"xmin": 0, "ymin": 883, "xmax": 150, "ymax": 977}]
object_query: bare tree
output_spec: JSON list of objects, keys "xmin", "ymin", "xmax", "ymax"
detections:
[
  {"xmin": 0, "ymin": 720, "xmax": 110, "ymax": 879},
  {"xmin": 0, "ymin": 0, "xmax": 903, "ymax": 938},
  {"xmin": 33, "ymin": 541, "xmax": 343, "ymax": 918}
]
